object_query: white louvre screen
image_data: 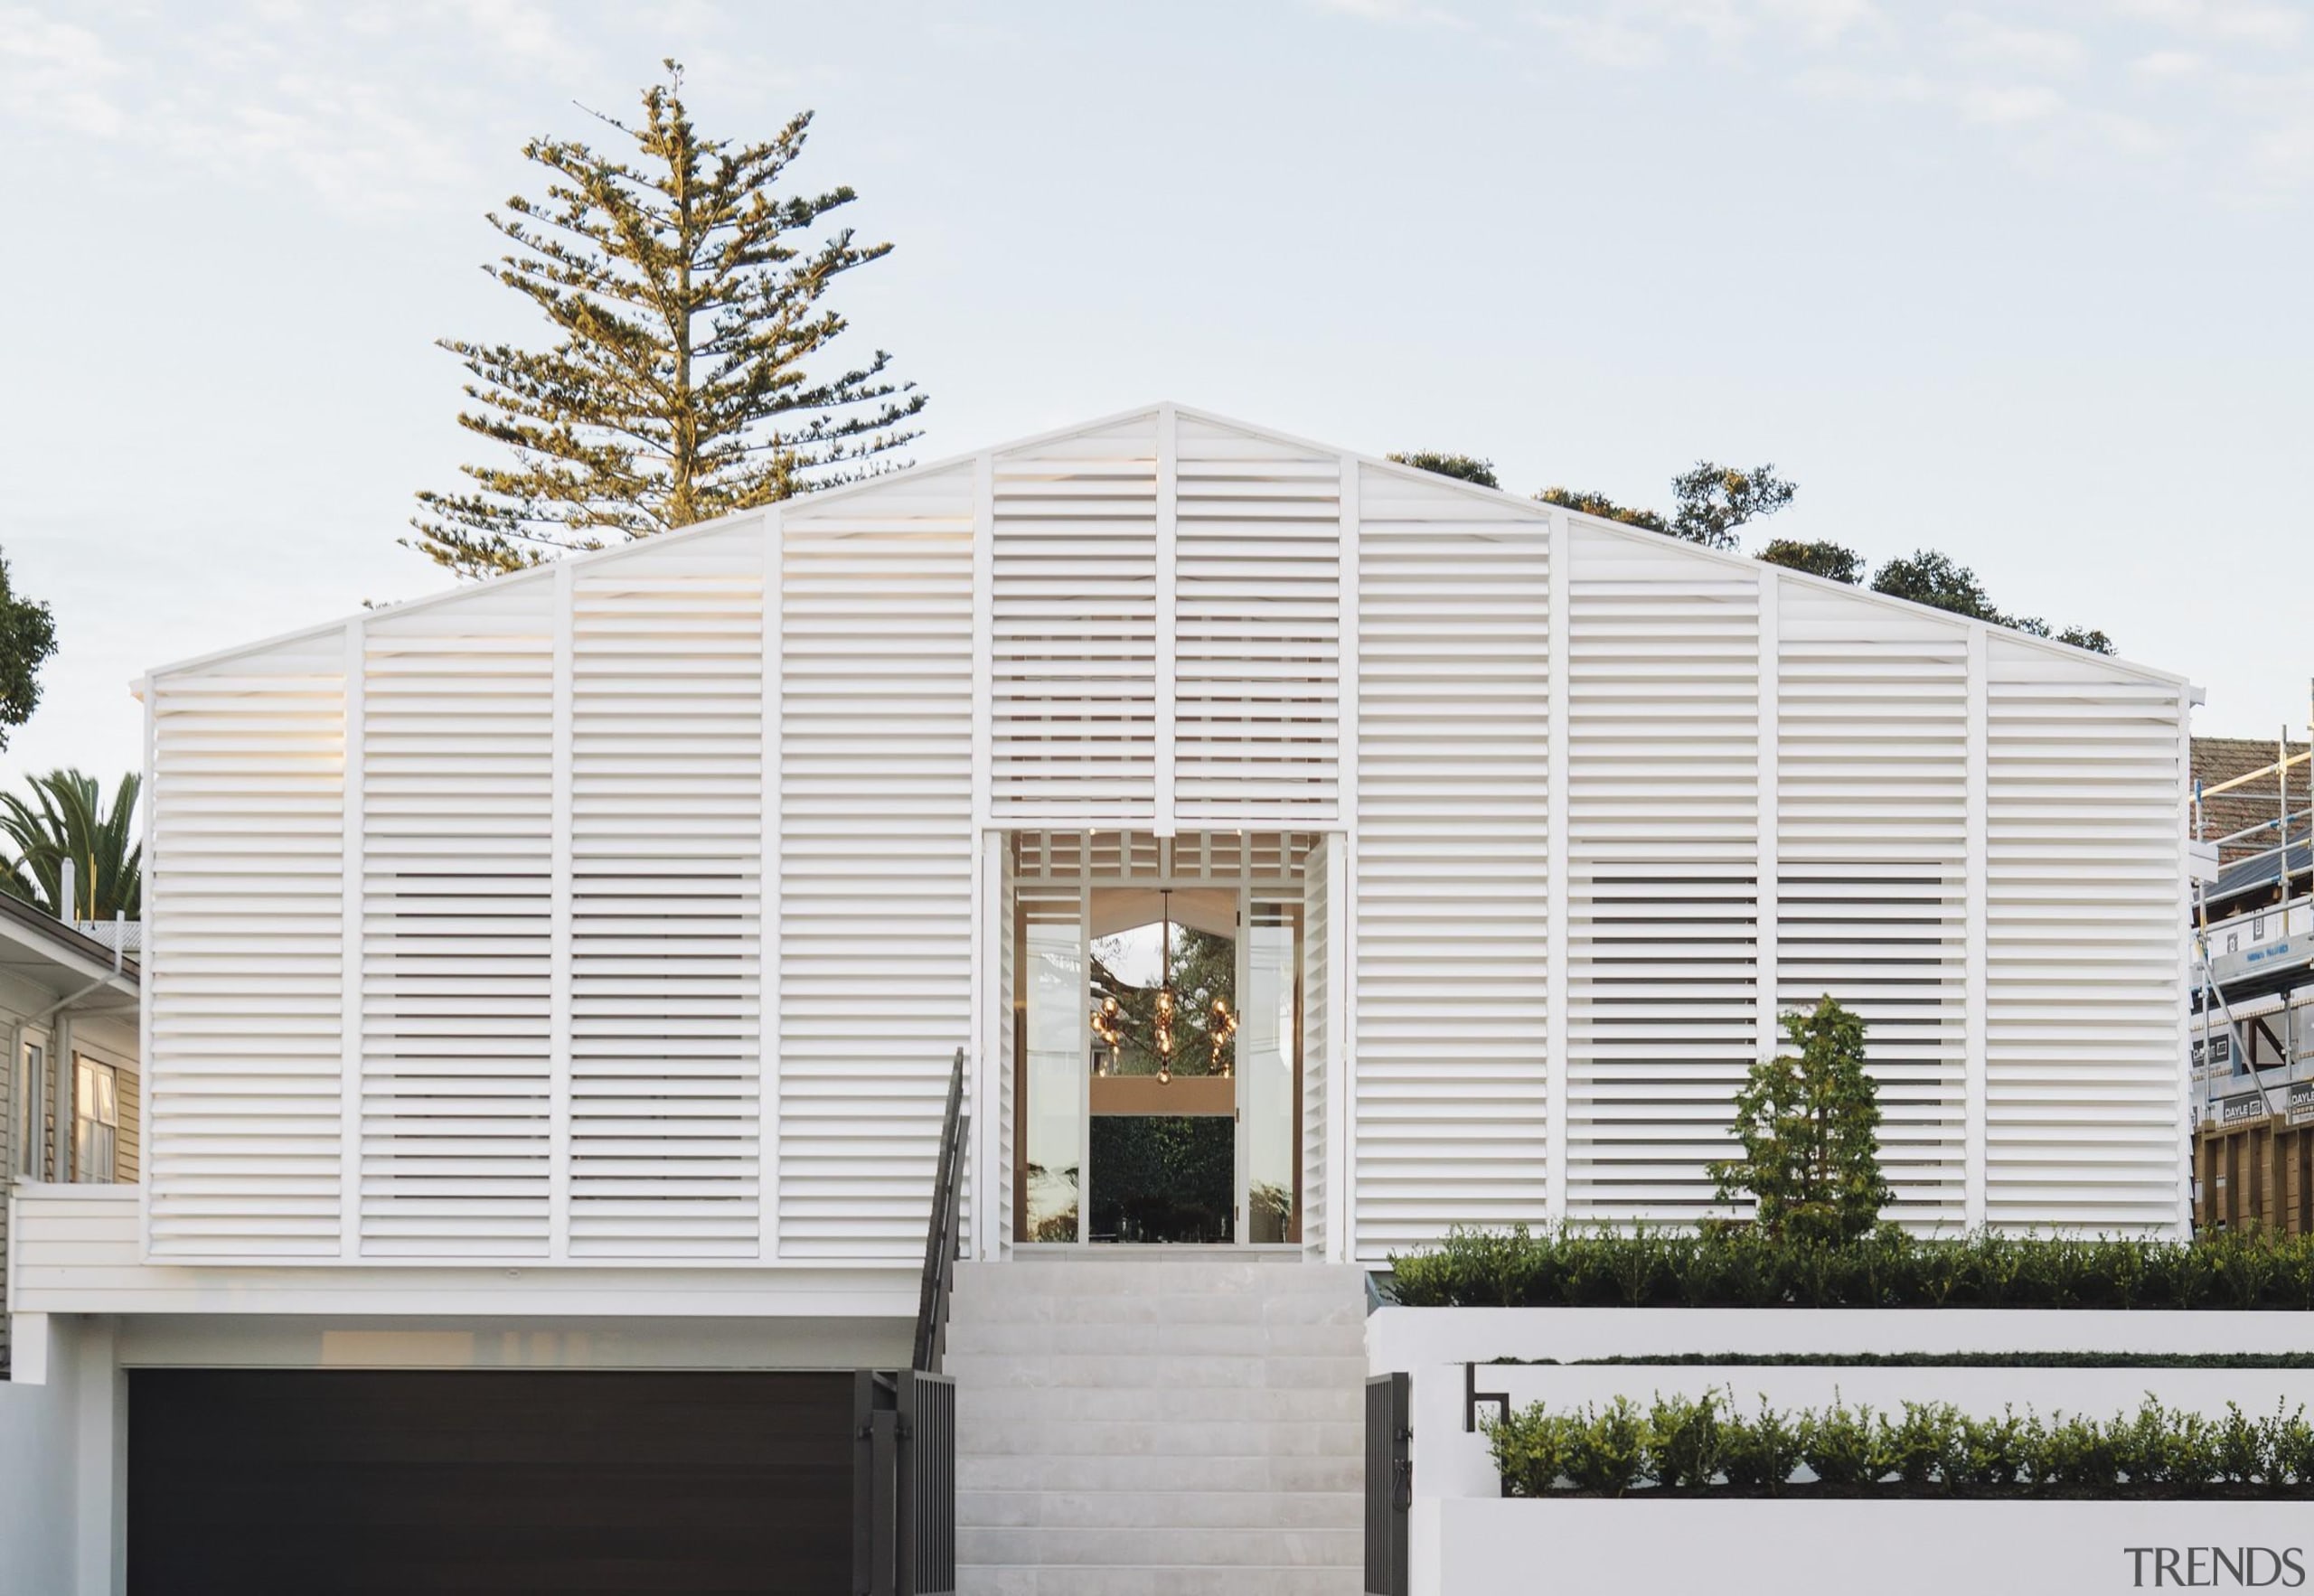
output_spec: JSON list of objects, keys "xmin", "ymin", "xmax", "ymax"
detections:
[
  {"xmin": 569, "ymin": 555, "xmax": 764, "ymax": 1257},
  {"xmin": 359, "ymin": 592, "xmax": 555, "ymax": 1255},
  {"xmin": 1775, "ymin": 585, "xmax": 1969, "ymax": 1228},
  {"xmin": 148, "ymin": 635, "xmax": 347, "ymax": 1257},
  {"xmin": 1566, "ymin": 524, "xmax": 1759, "ymax": 1221},
  {"xmin": 1986, "ymin": 643, "xmax": 2185, "ymax": 1232},
  {"xmin": 991, "ymin": 415, "xmax": 1158, "ymax": 817},
  {"xmin": 1301, "ymin": 838, "xmax": 1330, "ymax": 1253},
  {"xmin": 1352, "ymin": 466, "xmax": 1551, "ymax": 1253},
  {"xmin": 1172, "ymin": 416, "xmax": 1339, "ymax": 818},
  {"xmin": 780, "ymin": 465, "xmax": 976, "ymax": 1257}
]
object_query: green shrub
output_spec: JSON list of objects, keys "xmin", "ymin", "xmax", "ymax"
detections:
[
  {"xmin": 1561, "ymin": 1398, "xmax": 1648, "ymax": 1496},
  {"xmin": 1387, "ymin": 1224, "xmax": 2314, "ymax": 1311},
  {"xmin": 1880, "ymin": 1402, "xmax": 1961, "ymax": 1493},
  {"xmin": 1718, "ymin": 1396, "xmax": 1805, "ymax": 1494},
  {"xmin": 1645, "ymin": 1392, "xmax": 1725, "ymax": 1490},
  {"xmin": 1493, "ymin": 1394, "xmax": 2314, "ymax": 1498},
  {"xmin": 1488, "ymin": 1406, "xmax": 1572, "ymax": 1497},
  {"xmin": 1801, "ymin": 1398, "xmax": 1885, "ymax": 1492}
]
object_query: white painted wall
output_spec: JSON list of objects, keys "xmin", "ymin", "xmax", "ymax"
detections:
[
  {"xmin": 1426, "ymin": 1499, "xmax": 2314, "ymax": 1596},
  {"xmin": 0, "ymin": 1315, "xmax": 120, "ymax": 1596}
]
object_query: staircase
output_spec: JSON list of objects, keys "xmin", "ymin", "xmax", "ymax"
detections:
[{"xmin": 946, "ymin": 1253, "xmax": 1369, "ymax": 1595}]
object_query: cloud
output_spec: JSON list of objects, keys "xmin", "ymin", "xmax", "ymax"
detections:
[
  {"xmin": 0, "ymin": 5, "xmax": 130, "ymax": 136},
  {"xmin": 1946, "ymin": 13, "xmax": 2084, "ymax": 74},
  {"xmin": 1533, "ymin": 9, "xmax": 1670, "ymax": 66},
  {"xmin": 2119, "ymin": 0, "xmax": 2305, "ymax": 47},
  {"xmin": 1306, "ymin": 0, "xmax": 1473, "ymax": 25},
  {"xmin": 2131, "ymin": 48, "xmax": 2208, "ymax": 78}
]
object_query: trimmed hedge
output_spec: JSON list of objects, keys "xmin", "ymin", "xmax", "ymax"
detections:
[
  {"xmin": 1491, "ymin": 1392, "xmax": 2314, "ymax": 1497},
  {"xmin": 1390, "ymin": 1225, "xmax": 2314, "ymax": 1310}
]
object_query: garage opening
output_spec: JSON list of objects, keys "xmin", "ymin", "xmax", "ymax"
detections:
[{"xmin": 127, "ymin": 1369, "xmax": 853, "ymax": 1595}]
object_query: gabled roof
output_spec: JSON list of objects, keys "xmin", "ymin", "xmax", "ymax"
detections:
[{"xmin": 141, "ymin": 401, "xmax": 2196, "ymax": 692}]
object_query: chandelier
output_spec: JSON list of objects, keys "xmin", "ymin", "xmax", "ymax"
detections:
[{"xmin": 1093, "ymin": 889, "xmax": 1236, "ymax": 1084}]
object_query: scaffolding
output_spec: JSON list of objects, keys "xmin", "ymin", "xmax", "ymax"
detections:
[{"xmin": 2189, "ymin": 690, "xmax": 2314, "ymax": 1227}]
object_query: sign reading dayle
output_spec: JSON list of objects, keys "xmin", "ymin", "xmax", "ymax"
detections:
[
  {"xmin": 2290, "ymin": 1081, "xmax": 2314, "ymax": 1128},
  {"xmin": 2217, "ymin": 1091, "xmax": 2272, "ymax": 1127}
]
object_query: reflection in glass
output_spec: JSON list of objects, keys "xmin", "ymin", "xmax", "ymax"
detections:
[
  {"xmin": 1245, "ymin": 903, "xmax": 1301, "ymax": 1243},
  {"xmin": 1090, "ymin": 889, "xmax": 1237, "ymax": 1079},
  {"xmin": 1018, "ymin": 891, "xmax": 1082, "ymax": 1242}
]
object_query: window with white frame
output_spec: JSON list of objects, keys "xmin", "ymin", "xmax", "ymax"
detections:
[
  {"xmin": 18, "ymin": 1040, "xmax": 42, "ymax": 1178},
  {"xmin": 74, "ymin": 1056, "xmax": 118, "ymax": 1184}
]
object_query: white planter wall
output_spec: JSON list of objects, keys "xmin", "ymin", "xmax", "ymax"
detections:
[{"xmin": 1426, "ymin": 1499, "xmax": 2314, "ymax": 1596}]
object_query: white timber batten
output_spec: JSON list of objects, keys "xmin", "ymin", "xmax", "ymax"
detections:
[
  {"xmin": 1153, "ymin": 404, "xmax": 1179, "ymax": 834},
  {"xmin": 1965, "ymin": 626, "xmax": 1990, "ymax": 1230},
  {"xmin": 758, "ymin": 508, "xmax": 782, "ymax": 1260},
  {"xmin": 119, "ymin": 401, "xmax": 2200, "ymax": 1289}
]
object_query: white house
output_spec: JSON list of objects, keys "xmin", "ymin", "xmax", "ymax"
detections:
[{"xmin": 5, "ymin": 403, "xmax": 2195, "ymax": 1592}]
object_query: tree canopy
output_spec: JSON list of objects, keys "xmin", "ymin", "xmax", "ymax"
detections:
[
  {"xmin": 1387, "ymin": 450, "xmax": 1498, "ymax": 488},
  {"xmin": 0, "ymin": 550, "xmax": 58, "ymax": 751},
  {"xmin": 413, "ymin": 62, "xmax": 926, "ymax": 578},
  {"xmin": 0, "ymin": 769, "xmax": 141, "ymax": 920},
  {"xmin": 1399, "ymin": 450, "xmax": 2117, "ymax": 653}
]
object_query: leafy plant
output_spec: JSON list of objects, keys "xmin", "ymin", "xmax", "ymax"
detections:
[
  {"xmin": 1387, "ymin": 1225, "xmax": 2314, "ymax": 1313},
  {"xmin": 1800, "ymin": 1397, "xmax": 1885, "ymax": 1492},
  {"xmin": 1561, "ymin": 1399, "xmax": 1648, "ymax": 1496},
  {"xmin": 1718, "ymin": 1398, "xmax": 1805, "ymax": 1494},
  {"xmin": 1709, "ymin": 996, "xmax": 1891, "ymax": 1246},
  {"xmin": 1645, "ymin": 1392, "xmax": 1725, "ymax": 1490},
  {"xmin": 0, "ymin": 769, "xmax": 141, "ymax": 919}
]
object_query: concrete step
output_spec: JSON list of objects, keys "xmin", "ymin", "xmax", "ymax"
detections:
[
  {"xmin": 960, "ymin": 1564, "xmax": 1360, "ymax": 1596},
  {"xmin": 946, "ymin": 1320, "xmax": 1365, "ymax": 1358},
  {"xmin": 950, "ymin": 1257, "xmax": 1369, "ymax": 1581},
  {"xmin": 959, "ymin": 1452, "xmax": 1360, "ymax": 1496},
  {"xmin": 945, "ymin": 1286, "xmax": 1366, "ymax": 1328},
  {"xmin": 955, "ymin": 1383, "xmax": 1359, "ymax": 1426},
  {"xmin": 961, "ymin": 1488, "xmax": 1360, "ymax": 1531},
  {"xmin": 960, "ymin": 1526, "xmax": 1361, "ymax": 1570}
]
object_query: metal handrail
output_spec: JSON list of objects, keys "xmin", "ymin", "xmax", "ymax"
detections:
[{"xmin": 912, "ymin": 1047, "xmax": 967, "ymax": 1375}]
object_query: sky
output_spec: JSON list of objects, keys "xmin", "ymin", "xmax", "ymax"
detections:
[{"xmin": 1, "ymin": 0, "xmax": 2309, "ymax": 791}]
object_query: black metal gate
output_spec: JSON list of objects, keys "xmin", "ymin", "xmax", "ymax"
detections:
[
  {"xmin": 854, "ymin": 1369, "xmax": 957, "ymax": 1596},
  {"xmin": 1365, "ymin": 1372, "xmax": 1410, "ymax": 1596}
]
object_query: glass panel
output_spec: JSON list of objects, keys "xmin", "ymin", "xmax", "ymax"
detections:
[
  {"xmin": 1245, "ymin": 903, "xmax": 1302, "ymax": 1244},
  {"xmin": 1017, "ymin": 890, "xmax": 1083, "ymax": 1243},
  {"xmin": 1090, "ymin": 887, "xmax": 1237, "ymax": 1079},
  {"xmin": 17, "ymin": 1044, "xmax": 39, "ymax": 1178},
  {"xmin": 1089, "ymin": 1116, "xmax": 1234, "ymax": 1243}
]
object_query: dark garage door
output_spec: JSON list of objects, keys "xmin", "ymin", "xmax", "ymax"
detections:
[{"xmin": 127, "ymin": 1369, "xmax": 853, "ymax": 1595}]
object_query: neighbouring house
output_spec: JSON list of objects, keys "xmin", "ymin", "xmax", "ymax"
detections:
[
  {"xmin": 0, "ymin": 894, "xmax": 138, "ymax": 1593},
  {"xmin": 4, "ymin": 404, "xmax": 2196, "ymax": 1593}
]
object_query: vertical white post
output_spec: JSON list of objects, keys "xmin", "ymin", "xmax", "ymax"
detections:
[
  {"xmin": 1324, "ymin": 837, "xmax": 1350, "ymax": 1263},
  {"xmin": 71, "ymin": 1316, "xmax": 121, "ymax": 1596},
  {"xmin": 757, "ymin": 511, "xmax": 781, "ymax": 1261},
  {"xmin": 2175, "ymin": 685, "xmax": 2197, "ymax": 1236},
  {"xmin": 337, "ymin": 620, "xmax": 365, "ymax": 1259},
  {"xmin": 1337, "ymin": 454, "xmax": 1359, "ymax": 836},
  {"xmin": 137, "ymin": 684, "xmax": 156, "ymax": 1256},
  {"xmin": 1544, "ymin": 510, "xmax": 1572, "ymax": 1225},
  {"xmin": 1755, "ymin": 568, "xmax": 1781, "ymax": 1068},
  {"xmin": 1154, "ymin": 404, "xmax": 1179, "ymax": 837},
  {"xmin": 981, "ymin": 832, "xmax": 1006, "ymax": 1259},
  {"xmin": 549, "ymin": 562, "xmax": 576, "ymax": 1261},
  {"xmin": 970, "ymin": 455, "xmax": 995, "ymax": 1258},
  {"xmin": 1964, "ymin": 626, "xmax": 1990, "ymax": 1231}
]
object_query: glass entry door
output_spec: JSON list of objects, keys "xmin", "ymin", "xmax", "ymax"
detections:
[{"xmin": 1011, "ymin": 876, "xmax": 1303, "ymax": 1245}]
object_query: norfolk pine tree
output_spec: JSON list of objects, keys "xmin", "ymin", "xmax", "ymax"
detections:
[{"xmin": 412, "ymin": 63, "xmax": 926, "ymax": 578}]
